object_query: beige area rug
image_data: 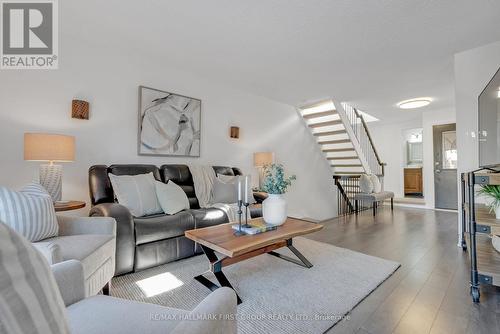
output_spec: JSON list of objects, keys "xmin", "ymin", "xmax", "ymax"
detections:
[{"xmin": 112, "ymin": 237, "xmax": 400, "ymax": 334}]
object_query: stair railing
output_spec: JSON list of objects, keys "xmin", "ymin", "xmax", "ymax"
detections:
[{"xmin": 341, "ymin": 103, "xmax": 386, "ymax": 178}]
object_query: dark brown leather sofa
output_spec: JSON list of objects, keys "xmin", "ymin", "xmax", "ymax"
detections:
[{"xmin": 88, "ymin": 164, "xmax": 263, "ymax": 275}]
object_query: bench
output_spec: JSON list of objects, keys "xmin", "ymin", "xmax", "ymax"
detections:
[{"xmin": 353, "ymin": 191, "xmax": 394, "ymax": 216}]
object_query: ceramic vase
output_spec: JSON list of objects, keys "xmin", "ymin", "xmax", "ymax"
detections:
[{"xmin": 262, "ymin": 194, "xmax": 287, "ymax": 225}]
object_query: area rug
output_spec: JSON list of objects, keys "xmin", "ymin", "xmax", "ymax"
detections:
[{"xmin": 112, "ymin": 237, "xmax": 400, "ymax": 334}]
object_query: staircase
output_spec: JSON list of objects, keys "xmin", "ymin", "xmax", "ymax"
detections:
[{"xmin": 299, "ymin": 100, "xmax": 386, "ymax": 215}]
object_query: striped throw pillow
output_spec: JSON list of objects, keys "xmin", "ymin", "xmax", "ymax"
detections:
[
  {"xmin": 0, "ymin": 221, "xmax": 70, "ymax": 334},
  {"xmin": 0, "ymin": 183, "xmax": 58, "ymax": 242}
]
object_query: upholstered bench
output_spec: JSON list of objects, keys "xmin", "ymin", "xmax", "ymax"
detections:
[{"xmin": 354, "ymin": 191, "xmax": 394, "ymax": 216}]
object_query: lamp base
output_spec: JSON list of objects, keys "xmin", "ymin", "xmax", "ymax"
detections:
[{"xmin": 39, "ymin": 164, "xmax": 62, "ymax": 201}]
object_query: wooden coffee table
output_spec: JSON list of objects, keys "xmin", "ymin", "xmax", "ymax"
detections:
[{"xmin": 185, "ymin": 217, "xmax": 323, "ymax": 304}]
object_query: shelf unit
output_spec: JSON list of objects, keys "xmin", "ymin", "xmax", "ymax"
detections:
[{"xmin": 461, "ymin": 170, "xmax": 500, "ymax": 302}]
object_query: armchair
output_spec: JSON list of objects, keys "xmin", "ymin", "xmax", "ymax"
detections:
[
  {"xmin": 53, "ymin": 260, "xmax": 238, "ymax": 334},
  {"xmin": 32, "ymin": 214, "xmax": 116, "ymax": 296}
]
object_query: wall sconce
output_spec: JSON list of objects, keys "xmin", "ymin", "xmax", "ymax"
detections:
[
  {"xmin": 72, "ymin": 100, "xmax": 89, "ymax": 120},
  {"xmin": 230, "ymin": 126, "xmax": 240, "ymax": 139}
]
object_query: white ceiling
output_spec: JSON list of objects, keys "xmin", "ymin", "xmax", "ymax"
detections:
[{"xmin": 64, "ymin": 0, "xmax": 500, "ymax": 122}]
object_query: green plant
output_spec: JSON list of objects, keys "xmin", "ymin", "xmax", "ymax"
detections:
[
  {"xmin": 261, "ymin": 163, "xmax": 296, "ymax": 194},
  {"xmin": 478, "ymin": 185, "xmax": 500, "ymax": 212}
]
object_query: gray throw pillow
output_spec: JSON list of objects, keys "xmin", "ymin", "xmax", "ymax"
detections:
[
  {"xmin": 0, "ymin": 220, "xmax": 70, "ymax": 334},
  {"xmin": 212, "ymin": 177, "xmax": 239, "ymax": 204},
  {"xmin": 0, "ymin": 183, "xmax": 58, "ymax": 242},
  {"xmin": 217, "ymin": 174, "xmax": 256, "ymax": 204}
]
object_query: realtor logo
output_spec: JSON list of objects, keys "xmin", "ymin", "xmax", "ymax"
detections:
[{"xmin": 1, "ymin": 0, "xmax": 58, "ymax": 69}]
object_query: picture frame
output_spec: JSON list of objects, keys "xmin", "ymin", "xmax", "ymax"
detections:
[{"xmin": 138, "ymin": 86, "xmax": 201, "ymax": 157}]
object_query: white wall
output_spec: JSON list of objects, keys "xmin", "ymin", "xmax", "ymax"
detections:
[
  {"xmin": 0, "ymin": 40, "xmax": 337, "ymax": 220},
  {"xmin": 455, "ymin": 40, "xmax": 500, "ymax": 243},
  {"xmin": 369, "ymin": 108, "xmax": 455, "ymax": 208},
  {"xmin": 369, "ymin": 118, "xmax": 422, "ymax": 199}
]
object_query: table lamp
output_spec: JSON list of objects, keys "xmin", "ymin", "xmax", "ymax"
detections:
[
  {"xmin": 253, "ymin": 152, "xmax": 275, "ymax": 188},
  {"xmin": 24, "ymin": 133, "xmax": 75, "ymax": 202}
]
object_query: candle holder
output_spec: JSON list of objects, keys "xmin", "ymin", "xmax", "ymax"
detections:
[
  {"xmin": 242, "ymin": 202, "xmax": 251, "ymax": 228},
  {"xmin": 233, "ymin": 199, "xmax": 245, "ymax": 236}
]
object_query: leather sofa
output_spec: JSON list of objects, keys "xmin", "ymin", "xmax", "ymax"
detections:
[{"xmin": 89, "ymin": 164, "xmax": 262, "ymax": 276}]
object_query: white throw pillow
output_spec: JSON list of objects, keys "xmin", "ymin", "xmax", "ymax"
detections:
[
  {"xmin": 155, "ymin": 180, "xmax": 190, "ymax": 215},
  {"xmin": 370, "ymin": 174, "xmax": 382, "ymax": 193},
  {"xmin": 0, "ymin": 220, "xmax": 70, "ymax": 334},
  {"xmin": 217, "ymin": 174, "xmax": 256, "ymax": 204},
  {"xmin": 0, "ymin": 183, "xmax": 58, "ymax": 242},
  {"xmin": 359, "ymin": 174, "xmax": 374, "ymax": 194},
  {"xmin": 108, "ymin": 172, "xmax": 162, "ymax": 217}
]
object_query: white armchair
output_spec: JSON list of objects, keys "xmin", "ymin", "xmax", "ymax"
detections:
[
  {"xmin": 52, "ymin": 260, "xmax": 238, "ymax": 334},
  {"xmin": 32, "ymin": 215, "xmax": 116, "ymax": 296}
]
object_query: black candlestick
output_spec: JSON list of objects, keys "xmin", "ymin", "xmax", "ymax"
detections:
[
  {"xmin": 234, "ymin": 199, "xmax": 245, "ymax": 236},
  {"xmin": 242, "ymin": 202, "xmax": 251, "ymax": 228}
]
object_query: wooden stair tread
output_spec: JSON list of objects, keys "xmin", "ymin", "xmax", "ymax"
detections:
[
  {"xmin": 308, "ymin": 120, "xmax": 343, "ymax": 128},
  {"xmin": 302, "ymin": 110, "xmax": 337, "ymax": 119},
  {"xmin": 322, "ymin": 148, "xmax": 355, "ymax": 152},
  {"xmin": 319, "ymin": 139, "xmax": 351, "ymax": 145},
  {"xmin": 313, "ymin": 129, "xmax": 347, "ymax": 136},
  {"xmin": 327, "ymin": 156, "xmax": 358, "ymax": 160},
  {"xmin": 332, "ymin": 164, "xmax": 363, "ymax": 167},
  {"xmin": 333, "ymin": 172, "xmax": 363, "ymax": 175}
]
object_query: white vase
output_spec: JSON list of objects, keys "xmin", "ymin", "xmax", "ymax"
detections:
[
  {"xmin": 495, "ymin": 206, "xmax": 500, "ymax": 220},
  {"xmin": 262, "ymin": 194, "xmax": 287, "ymax": 226}
]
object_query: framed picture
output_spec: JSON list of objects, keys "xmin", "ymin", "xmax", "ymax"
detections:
[{"xmin": 138, "ymin": 86, "xmax": 201, "ymax": 157}]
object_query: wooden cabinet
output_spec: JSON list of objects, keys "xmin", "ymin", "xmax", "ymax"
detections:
[{"xmin": 404, "ymin": 167, "xmax": 423, "ymax": 195}]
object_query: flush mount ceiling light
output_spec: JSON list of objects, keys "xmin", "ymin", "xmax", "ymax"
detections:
[{"xmin": 397, "ymin": 98, "xmax": 432, "ymax": 109}]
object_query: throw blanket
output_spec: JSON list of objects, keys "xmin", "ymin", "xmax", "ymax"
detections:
[{"xmin": 188, "ymin": 165, "xmax": 251, "ymax": 222}]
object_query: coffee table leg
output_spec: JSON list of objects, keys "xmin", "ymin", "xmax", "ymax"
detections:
[
  {"xmin": 268, "ymin": 239, "xmax": 313, "ymax": 268},
  {"xmin": 194, "ymin": 245, "xmax": 242, "ymax": 304}
]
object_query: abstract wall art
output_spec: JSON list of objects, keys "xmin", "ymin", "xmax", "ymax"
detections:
[{"xmin": 138, "ymin": 86, "xmax": 201, "ymax": 157}]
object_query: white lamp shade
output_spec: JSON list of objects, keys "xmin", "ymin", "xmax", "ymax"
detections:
[
  {"xmin": 24, "ymin": 133, "xmax": 75, "ymax": 162},
  {"xmin": 253, "ymin": 152, "xmax": 274, "ymax": 167}
]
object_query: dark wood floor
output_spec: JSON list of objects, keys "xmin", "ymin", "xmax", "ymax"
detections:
[{"xmin": 304, "ymin": 206, "xmax": 500, "ymax": 334}]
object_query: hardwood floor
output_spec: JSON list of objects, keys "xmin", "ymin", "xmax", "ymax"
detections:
[{"xmin": 304, "ymin": 206, "xmax": 500, "ymax": 334}]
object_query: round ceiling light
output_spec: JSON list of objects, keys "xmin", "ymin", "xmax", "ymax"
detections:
[{"xmin": 397, "ymin": 98, "xmax": 432, "ymax": 109}]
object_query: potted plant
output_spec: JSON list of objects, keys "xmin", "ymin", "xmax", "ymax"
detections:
[
  {"xmin": 478, "ymin": 185, "xmax": 500, "ymax": 219},
  {"xmin": 261, "ymin": 163, "xmax": 296, "ymax": 225}
]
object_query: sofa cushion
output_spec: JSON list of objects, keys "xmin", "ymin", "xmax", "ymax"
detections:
[
  {"xmin": 43, "ymin": 235, "xmax": 115, "ymax": 280},
  {"xmin": 191, "ymin": 208, "xmax": 229, "ymax": 229},
  {"xmin": 134, "ymin": 211, "xmax": 194, "ymax": 245},
  {"xmin": 67, "ymin": 295, "xmax": 185, "ymax": 334}
]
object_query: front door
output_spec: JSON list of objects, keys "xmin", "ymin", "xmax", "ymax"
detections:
[{"xmin": 433, "ymin": 124, "xmax": 458, "ymax": 210}]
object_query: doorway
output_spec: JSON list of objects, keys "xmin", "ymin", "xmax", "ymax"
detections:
[{"xmin": 433, "ymin": 123, "xmax": 458, "ymax": 210}]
